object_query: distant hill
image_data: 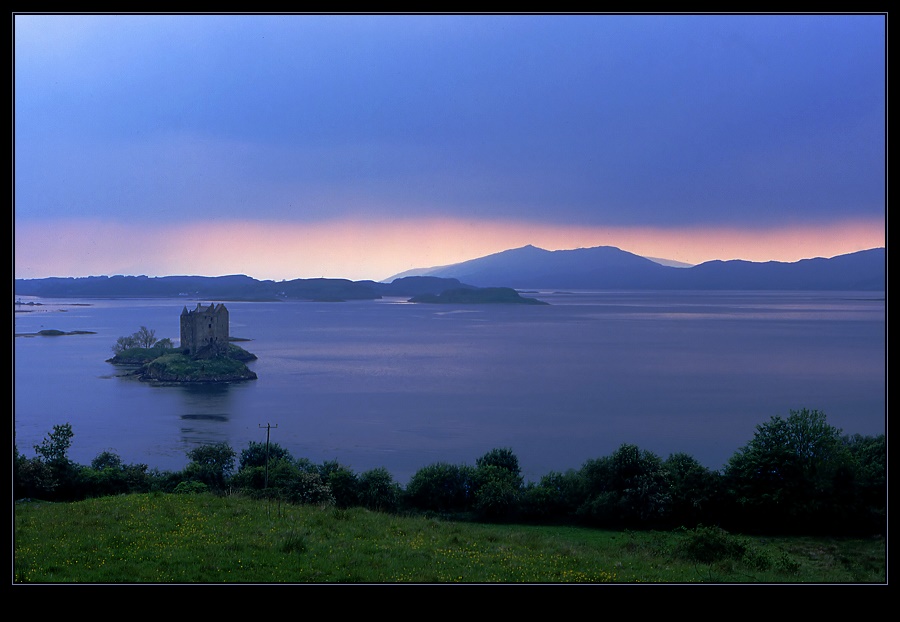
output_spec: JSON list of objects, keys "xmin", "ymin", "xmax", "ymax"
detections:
[
  {"xmin": 15, "ymin": 246, "xmax": 885, "ymax": 298},
  {"xmin": 13, "ymin": 275, "xmax": 478, "ymax": 301},
  {"xmin": 393, "ymin": 245, "xmax": 886, "ymax": 291}
]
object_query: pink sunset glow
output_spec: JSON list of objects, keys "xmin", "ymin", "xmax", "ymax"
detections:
[{"xmin": 14, "ymin": 216, "xmax": 885, "ymax": 282}]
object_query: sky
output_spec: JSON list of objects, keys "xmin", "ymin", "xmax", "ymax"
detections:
[{"xmin": 13, "ymin": 13, "xmax": 886, "ymax": 282}]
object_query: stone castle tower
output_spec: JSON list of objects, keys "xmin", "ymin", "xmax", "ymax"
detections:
[{"xmin": 180, "ymin": 303, "xmax": 229, "ymax": 357}]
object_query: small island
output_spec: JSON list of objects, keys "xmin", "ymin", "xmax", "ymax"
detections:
[
  {"xmin": 107, "ymin": 303, "xmax": 258, "ymax": 383},
  {"xmin": 408, "ymin": 287, "xmax": 549, "ymax": 305},
  {"xmin": 15, "ymin": 329, "xmax": 98, "ymax": 337}
]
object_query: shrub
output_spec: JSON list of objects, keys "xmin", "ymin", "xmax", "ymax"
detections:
[
  {"xmin": 232, "ymin": 457, "xmax": 301, "ymax": 494},
  {"xmin": 319, "ymin": 461, "xmax": 359, "ymax": 509},
  {"xmin": 674, "ymin": 525, "xmax": 771, "ymax": 571},
  {"xmin": 184, "ymin": 442, "xmax": 236, "ymax": 490},
  {"xmin": 724, "ymin": 409, "xmax": 854, "ymax": 534},
  {"xmin": 472, "ymin": 465, "xmax": 521, "ymax": 520},
  {"xmin": 284, "ymin": 471, "xmax": 335, "ymax": 506},
  {"xmin": 577, "ymin": 444, "xmax": 671, "ymax": 528},
  {"xmin": 476, "ymin": 447, "xmax": 521, "ymax": 477},
  {"xmin": 663, "ymin": 452, "xmax": 722, "ymax": 529},
  {"xmin": 14, "ymin": 454, "xmax": 55, "ymax": 500},
  {"xmin": 238, "ymin": 441, "xmax": 294, "ymax": 470},
  {"xmin": 520, "ymin": 469, "xmax": 585, "ymax": 520},
  {"xmin": 405, "ymin": 462, "xmax": 475, "ymax": 512},
  {"xmin": 358, "ymin": 467, "xmax": 401, "ymax": 512},
  {"xmin": 174, "ymin": 480, "xmax": 209, "ymax": 494},
  {"xmin": 79, "ymin": 451, "xmax": 152, "ymax": 497}
]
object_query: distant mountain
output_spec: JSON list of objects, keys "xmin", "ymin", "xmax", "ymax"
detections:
[
  {"xmin": 645, "ymin": 257, "xmax": 694, "ymax": 268},
  {"xmin": 14, "ymin": 246, "xmax": 885, "ymax": 299},
  {"xmin": 394, "ymin": 245, "xmax": 886, "ymax": 291}
]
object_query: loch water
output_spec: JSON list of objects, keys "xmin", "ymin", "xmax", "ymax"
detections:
[{"xmin": 13, "ymin": 290, "xmax": 885, "ymax": 484}]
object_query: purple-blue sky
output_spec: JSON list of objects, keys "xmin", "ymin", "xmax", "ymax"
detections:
[{"xmin": 14, "ymin": 14, "xmax": 885, "ymax": 281}]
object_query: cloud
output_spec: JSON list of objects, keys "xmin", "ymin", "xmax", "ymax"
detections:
[{"xmin": 13, "ymin": 14, "xmax": 886, "ymax": 278}]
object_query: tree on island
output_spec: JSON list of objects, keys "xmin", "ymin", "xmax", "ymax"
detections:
[{"xmin": 112, "ymin": 326, "xmax": 173, "ymax": 354}]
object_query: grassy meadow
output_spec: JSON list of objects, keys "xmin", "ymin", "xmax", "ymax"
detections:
[{"xmin": 14, "ymin": 492, "xmax": 886, "ymax": 584}]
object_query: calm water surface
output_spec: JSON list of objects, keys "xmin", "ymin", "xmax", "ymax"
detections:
[{"xmin": 13, "ymin": 291, "xmax": 885, "ymax": 484}]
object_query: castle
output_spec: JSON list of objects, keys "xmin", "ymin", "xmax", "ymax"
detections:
[{"xmin": 180, "ymin": 303, "xmax": 229, "ymax": 357}]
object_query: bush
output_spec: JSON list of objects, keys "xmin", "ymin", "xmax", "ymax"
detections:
[
  {"xmin": 319, "ymin": 460, "xmax": 359, "ymax": 509},
  {"xmin": 472, "ymin": 465, "xmax": 522, "ymax": 520},
  {"xmin": 476, "ymin": 447, "xmax": 521, "ymax": 477},
  {"xmin": 520, "ymin": 469, "xmax": 585, "ymax": 520},
  {"xmin": 174, "ymin": 480, "xmax": 209, "ymax": 494},
  {"xmin": 358, "ymin": 467, "xmax": 401, "ymax": 512},
  {"xmin": 184, "ymin": 442, "xmax": 236, "ymax": 490},
  {"xmin": 577, "ymin": 444, "xmax": 671, "ymax": 528},
  {"xmin": 14, "ymin": 453, "xmax": 55, "ymax": 500},
  {"xmin": 663, "ymin": 453, "xmax": 722, "ymax": 529},
  {"xmin": 238, "ymin": 441, "xmax": 294, "ymax": 470},
  {"xmin": 79, "ymin": 451, "xmax": 151, "ymax": 497},
  {"xmin": 405, "ymin": 462, "xmax": 475, "ymax": 512},
  {"xmin": 284, "ymin": 471, "xmax": 335, "ymax": 506},
  {"xmin": 674, "ymin": 525, "xmax": 771, "ymax": 571},
  {"xmin": 724, "ymin": 409, "xmax": 855, "ymax": 534}
]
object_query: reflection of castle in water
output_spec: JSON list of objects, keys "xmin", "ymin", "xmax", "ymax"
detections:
[{"xmin": 180, "ymin": 303, "xmax": 229, "ymax": 356}]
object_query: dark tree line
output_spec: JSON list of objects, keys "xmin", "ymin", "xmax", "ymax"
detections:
[{"xmin": 14, "ymin": 409, "xmax": 885, "ymax": 536}]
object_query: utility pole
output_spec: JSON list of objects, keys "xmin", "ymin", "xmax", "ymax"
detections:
[{"xmin": 259, "ymin": 423, "xmax": 278, "ymax": 490}]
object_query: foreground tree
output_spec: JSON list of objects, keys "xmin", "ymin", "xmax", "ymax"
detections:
[
  {"xmin": 184, "ymin": 442, "xmax": 236, "ymax": 491},
  {"xmin": 358, "ymin": 467, "xmax": 402, "ymax": 512},
  {"xmin": 663, "ymin": 452, "xmax": 722, "ymax": 529},
  {"xmin": 405, "ymin": 462, "xmax": 475, "ymax": 512},
  {"xmin": 724, "ymin": 408, "xmax": 855, "ymax": 534},
  {"xmin": 472, "ymin": 448, "xmax": 524, "ymax": 520},
  {"xmin": 577, "ymin": 444, "xmax": 671, "ymax": 528}
]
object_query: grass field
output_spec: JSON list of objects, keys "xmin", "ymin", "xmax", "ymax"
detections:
[{"xmin": 13, "ymin": 492, "xmax": 886, "ymax": 584}]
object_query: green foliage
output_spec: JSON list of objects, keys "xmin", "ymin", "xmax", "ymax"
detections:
[
  {"xmin": 112, "ymin": 326, "xmax": 166, "ymax": 354},
  {"xmin": 184, "ymin": 442, "xmax": 236, "ymax": 490},
  {"xmin": 173, "ymin": 480, "xmax": 209, "ymax": 494},
  {"xmin": 473, "ymin": 465, "xmax": 522, "ymax": 519},
  {"xmin": 91, "ymin": 451, "xmax": 124, "ymax": 470},
  {"xmin": 113, "ymin": 335, "xmax": 138, "ymax": 354},
  {"xmin": 143, "ymin": 352, "xmax": 254, "ymax": 381},
  {"xmin": 238, "ymin": 441, "xmax": 294, "ymax": 470},
  {"xmin": 133, "ymin": 326, "xmax": 158, "ymax": 349},
  {"xmin": 284, "ymin": 471, "xmax": 335, "ymax": 506},
  {"xmin": 14, "ymin": 454, "xmax": 55, "ymax": 500},
  {"xmin": 358, "ymin": 467, "xmax": 401, "ymax": 512},
  {"xmin": 15, "ymin": 420, "xmax": 884, "ymax": 537},
  {"xmin": 405, "ymin": 462, "xmax": 475, "ymax": 512},
  {"xmin": 673, "ymin": 525, "xmax": 771, "ymax": 570},
  {"xmin": 520, "ymin": 469, "xmax": 585, "ymax": 520},
  {"xmin": 233, "ymin": 457, "xmax": 301, "ymax": 494},
  {"xmin": 34, "ymin": 423, "xmax": 74, "ymax": 466},
  {"xmin": 319, "ymin": 460, "xmax": 360, "ymax": 509},
  {"xmin": 470, "ymin": 448, "xmax": 524, "ymax": 520},
  {"xmin": 841, "ymin": 433, "xmax": 886, "ymax": 534},
  {"xmin": 476, "ymin": 447, "xmax": 521, "ymax": 476},
  {"xmin": 724, "ymin": 409, "xmax": 854, "ymax": 533},
  {"xmin": 663, "ymin": 453, "xmax": 721, "ymax": 529},
  {"xmin": 578, "ymin": 444, "xmax": 671, "ymax": 528},
  {"xmin": 25, "ymin": 423, "xmax": 82, "ymax": 500}
]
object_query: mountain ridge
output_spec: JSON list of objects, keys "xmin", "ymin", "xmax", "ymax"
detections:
[
  {"xmin": 14, "ymin": 245, "xmax": 886, "ymax": 298},
  {"xmin": 389, "ymin": 245, "xmax": 886, "ymax": 291}
]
